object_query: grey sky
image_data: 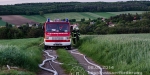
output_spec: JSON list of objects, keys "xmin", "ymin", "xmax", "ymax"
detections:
[{"xmin": 0, "ymin": 0, "xmax": 128, "ymax": 5}]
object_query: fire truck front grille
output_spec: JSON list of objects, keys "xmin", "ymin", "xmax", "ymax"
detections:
[{"xmin": 52, "ymin": 37, "xmax": 64, "ymax": 40}]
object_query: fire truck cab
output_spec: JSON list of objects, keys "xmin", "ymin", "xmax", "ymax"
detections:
[{"xmin": 43, "ymin": 19, "xmax": 71, "ymax": 50}]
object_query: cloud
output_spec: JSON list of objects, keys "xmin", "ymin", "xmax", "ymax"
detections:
[{"xmin": 0, "ymin": 0, "xmax": 17, "ymax": 2}]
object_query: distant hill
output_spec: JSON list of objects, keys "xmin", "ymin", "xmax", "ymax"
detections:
[{"xmin": 0, "ymin": 1, "xmax": 149, "ymax": 15}]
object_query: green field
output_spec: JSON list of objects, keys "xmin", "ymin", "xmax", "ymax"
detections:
[
  {"xmin": 23, "ymin": 11, "xmax": 146, "ymax": 23},
  {"xmin": 0, "ymin": 20, "xmax": 6, "ymax": 26},
  {"xmin": 23, "ymin": 12, "xmax": 116, "ymax": 22},
  {"xmin": 108, "ymin": 11, "xmax": 147, "ymax": 15},
  {"xmin": 0, "ymin": 38, "xmax": 43, "ymax": 74},
  {"xmin": 78, "ymin": 34, "xmax": 150, "ymax": 75},
  {"xmin": 22, "ymin": 15, "xmax": 46, "ymax": 23},
  {"xmin": 93, "ymin": 12, "xmax": 116, "ymax": 18}
]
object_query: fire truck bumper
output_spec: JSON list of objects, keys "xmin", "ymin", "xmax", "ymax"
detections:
[{"xmin": 44, "ymin": 42, "xmax": 71, "ymax": 46}]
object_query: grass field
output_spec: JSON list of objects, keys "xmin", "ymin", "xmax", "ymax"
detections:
[
  {"xmin": 23, "ymin": 12, "xmax": 116, "ymax": 22},
  {"xmin": 108, "ymin": 11, "xmax": 146, "ymax": 15},
  {"xmin": 0, "ymin": 20, "xmax": 6, "ymax": 26},
  {"xmin": 0, "ymin": 38, "xmax": 43, "ymax": 74},
  {"xmin": 23, "ymin": 11, "xmax": 146, "ymax": 23},
  {"xmin": 22, "ymin": 15, "xmax": 46, "ymax": 23},
  {"xmin": 93, "ymin": 12, "xmax": 116, "ymax": 18},
  {"xmin": 77, "ymin": 34, "xmax": 150, "ymax": 75}
]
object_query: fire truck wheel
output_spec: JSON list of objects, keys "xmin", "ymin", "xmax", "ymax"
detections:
[
  {"xmin": 67, "ymin": 45, "xmax": 71, "ymax": 50},
  {"xmin": 44, "ymin": 45, "xmax": 48, "ymax": 50}
]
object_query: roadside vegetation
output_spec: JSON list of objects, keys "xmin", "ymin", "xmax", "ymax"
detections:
[
  {"xmin": 0, "ymin": 38, "xmax": 43, "ymax": 74},
  {"xmin": 56, "ymin": 49, "xmax": 88, "ymax": 75},
  {"xmin": 77, "ymin": 34, "xmax": 150, "ymax": 75}
]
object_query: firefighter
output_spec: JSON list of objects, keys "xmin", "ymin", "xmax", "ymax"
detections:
[{"xmin": 71, "ymin": 24, "xmax": 80, "ymax": 44}]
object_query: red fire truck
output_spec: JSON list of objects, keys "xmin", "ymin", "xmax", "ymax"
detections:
[{"xmin": 43, "ymin": 19, "xmax": 71, "ymax": 50}]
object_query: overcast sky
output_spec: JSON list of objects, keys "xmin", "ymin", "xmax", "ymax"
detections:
[{"xmin": 0, "ymin": 0, "xmax": 129, "ymax": 5}]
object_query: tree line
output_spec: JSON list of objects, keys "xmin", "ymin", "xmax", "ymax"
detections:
[
  {"xmin": 79, "ymin": 12, "xmax": 150, "ymax": 34},
  {"xmin": 0, "ymin": 24, "xmax": 43, "ymax": 39},
  {"xmin": 0, "ymin": 1, "xmax": 150, "ymax": 15}
]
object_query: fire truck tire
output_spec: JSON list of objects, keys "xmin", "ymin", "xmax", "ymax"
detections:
[
  {"xmin": 67, "ymin": 45, "xmax": 71, "ymax": 50},
  {"xmin": 44, "ymin": 45, "xmax": 48, "ymax": 50}
]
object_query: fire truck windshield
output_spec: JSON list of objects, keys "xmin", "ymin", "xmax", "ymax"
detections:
[{"xmin": 46, "ymin": 24, "xmax": 69, "ymax": 32}]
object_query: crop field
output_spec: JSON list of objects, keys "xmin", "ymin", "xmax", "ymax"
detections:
[
  {"xmin": 22, "ymin": 11, "xmax": 146, "ymax": 23},
  {"xmin": 108, "ymin": 11, "xmax": 146, "ymax": 15},
  {"xmin": 0, "ymin": 20, "xmax": 6, "ymax": 26},
  {"xmin": 0, "ymin": 38, "xmax": 43, "ymax": 74},
  {"xmin": 93, "ymin": 12, "xmax": 116, "ymax": 18},
  {"xmin": 22, "ymin": 15, "xmax": 46, "ymax": 23},
  {"xmin": 78, "ymin": 34, "xmax": 150, "ymax": 75},
  {"xmin": 0, "ymin": 15, "xmax": 38, "ymax": 25},
  {"xmin": 23, "ymin": 12, "xmax": 115, "ymax": 22}
]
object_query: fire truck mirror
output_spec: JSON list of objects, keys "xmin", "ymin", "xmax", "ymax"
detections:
[
  {"xmin": 70, "ymin": 26, "xmax": 73, "ymax": 32},
  {"xmin": 42, "ymin": 25, "xmax": 45, "ymax": 31}
]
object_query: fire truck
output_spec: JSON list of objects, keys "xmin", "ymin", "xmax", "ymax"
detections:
[{"xmin": 43, "ymin": 18, "xmax": 72, "ymax": 50}]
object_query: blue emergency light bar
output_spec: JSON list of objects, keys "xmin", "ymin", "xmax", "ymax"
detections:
[
  {"xmin": 66, "ymin": 18, "xmax": 69, "ymax": 22},
  {"xmin": 47, "ymin": 18, "xmax": 50, "ymax": 22}
]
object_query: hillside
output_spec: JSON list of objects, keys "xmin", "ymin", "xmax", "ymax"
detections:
[{"xmin": 0, "ymin": 1, "xmax": 150, "ymax": 15}]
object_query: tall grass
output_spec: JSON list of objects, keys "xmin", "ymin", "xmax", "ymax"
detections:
[
  {"xmin": 0, "ymin": 38, "xmax": 43, "ymax": 74},
  {"xmin": 77, "ymin": 34, "xmax": 150, "ymax": 75}
]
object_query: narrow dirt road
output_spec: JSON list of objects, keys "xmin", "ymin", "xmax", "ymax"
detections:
[
  {"xmin": 38, "ymin": 48, "xmax": 112, "ymax": 75},
  {"xmin": 37, "ymin": 50, "xmax": 67, "ymax": 75},
  {"xmin": 68, "ymin": 49, "xmax": 112, "ymax": 75}
]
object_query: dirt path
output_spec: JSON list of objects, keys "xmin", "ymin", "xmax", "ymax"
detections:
[
  {"xmin": 38, "ymin": 48, "xmax": 112, "ymax": 75},
  {"xmin": 68, "ymin": 49, "xmax": 112, "ymax": 75},
  {"xmin": 37, "ymin": 50, "xmax": 67, "ymax": 75}
]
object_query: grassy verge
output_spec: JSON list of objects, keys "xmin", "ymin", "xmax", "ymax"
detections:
[
  {"xmin": 0, "ymin": 38, "xmax": 43, "ymax": 74},
  {"xmin": 77, "ymin": 34, "xmax": 150, "ymax": 75},
  {"xmin": 56, "ymin": 49, "xmax": 88, "ymax": 75}
]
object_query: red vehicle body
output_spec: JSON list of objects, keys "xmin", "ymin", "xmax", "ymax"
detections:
[{"xmin": 43, "ymin": 19, "xmax": 71, "ymax": 50}]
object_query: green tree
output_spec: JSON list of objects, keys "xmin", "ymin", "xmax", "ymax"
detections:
[
  {"xmin": 39, "ymin": 11, "xmax": 44, "ymax": 16},
  {"xmin": 81, "ymin": 18, "xmax": 85, "ymax": 22}
]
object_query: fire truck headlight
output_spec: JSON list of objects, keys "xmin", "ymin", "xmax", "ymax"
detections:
[
  {"xmin": 66, "ymin": 37, "xmax": 70, "ymax": 40},
  {"xmin": 46, "ymin": 36, "xmax": 49, "ymax": 39}
]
